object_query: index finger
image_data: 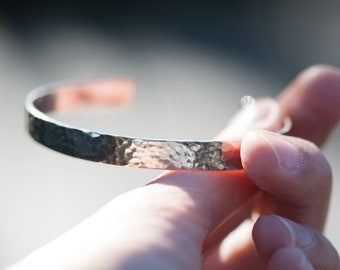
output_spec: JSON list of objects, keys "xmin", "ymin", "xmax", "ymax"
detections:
[{"xmin": 278, "ymin": 65, "xmax": 340, "ymax": 146}]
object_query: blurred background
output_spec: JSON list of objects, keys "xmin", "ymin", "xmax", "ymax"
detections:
[{"xmin": 1, "ymin": 0, "xmax": 340, "ymax": 267}]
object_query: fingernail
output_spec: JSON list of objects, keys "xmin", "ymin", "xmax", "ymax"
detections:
[
  {"xmin": 259, "ymin": 131, "xmax": 302, "ymax": 172},
  {"xmin": 275, "ymin": 215, "xmax": 314, "ymax": 248}
]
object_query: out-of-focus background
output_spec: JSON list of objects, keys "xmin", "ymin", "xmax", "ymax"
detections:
[{"xmin": 1, "ymin": 1, "xmax": 340, "ymax": 267}]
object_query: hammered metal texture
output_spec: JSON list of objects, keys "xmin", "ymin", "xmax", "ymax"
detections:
[
  {"xmin": 25, "ymin": 80, "xmax": 243, "ymax": 171},
  {"xmin": 28, "ymin": 112, "xmax": 241, "ymax": 170}
]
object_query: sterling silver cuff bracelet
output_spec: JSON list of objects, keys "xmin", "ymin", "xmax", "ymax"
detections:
[{"xmin": 25, "ymin": 79, "xmax": 291, "ymax": 171}]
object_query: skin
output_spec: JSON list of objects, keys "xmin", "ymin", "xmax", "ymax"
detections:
[{"xmin": 11, "ymin": 65, "xmax": 340, "ymax": 269}]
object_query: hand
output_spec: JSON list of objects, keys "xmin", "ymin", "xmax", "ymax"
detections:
[{"xmin": 12, "ymin": 65, "xmax": 340, "ymax": 270}]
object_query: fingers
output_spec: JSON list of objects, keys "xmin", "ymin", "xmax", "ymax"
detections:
[
  {"xmin": 278, "ymin": 65, "xmax": 340, "ymax": 146},
  {"xmin": 204, "ymin": 133, "xmax": 333, "ymax": 270},
  {"xmin": 241, "ymin": 130, "xmax": 332, "ymax": 230},
  {"xmin": 216, "ymin": 97, "xmax": 285, "ymax": 141},
  {"xmin": 253, "ymin": 215, "xmax": 340, "ymax": 270}
]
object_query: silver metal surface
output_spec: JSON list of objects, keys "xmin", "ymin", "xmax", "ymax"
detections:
[{"xmin": 25, "ymin": 79, "xmax": 290, "ymax": 171}]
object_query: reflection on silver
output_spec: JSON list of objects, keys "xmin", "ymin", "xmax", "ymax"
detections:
[{"xmin": 25, "ymin": 79, "xmax": 290, "ymax": 171}]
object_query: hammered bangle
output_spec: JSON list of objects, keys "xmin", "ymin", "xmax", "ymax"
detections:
[{"xmin": 25, "ymin": 79, "xmax": 291, "ymax": 171}]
